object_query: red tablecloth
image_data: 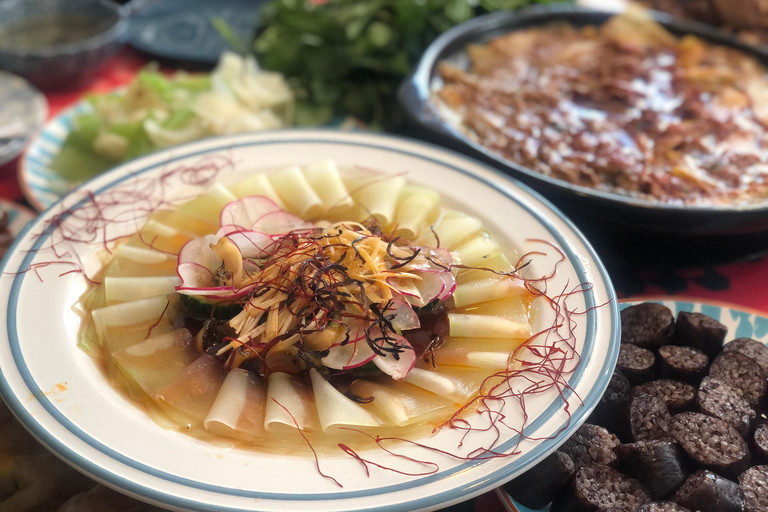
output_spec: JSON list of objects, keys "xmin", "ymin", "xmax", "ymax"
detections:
[{"xmin": 2, "ymin": 47, "xmax": 767, "ymax": 512}]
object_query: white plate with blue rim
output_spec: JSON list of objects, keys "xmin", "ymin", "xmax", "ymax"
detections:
[
  {"xmin": 495, "ymin": 296, "xmax": 768, "ymax": 512},
  {"xmin": 0, "ymin": 130, "xmax": 619, "ymax": 512}
]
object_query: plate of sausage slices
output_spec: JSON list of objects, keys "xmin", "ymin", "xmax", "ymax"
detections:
[{"xmin": 497, "ymin": 297, "xmax": 768, "ymax": 512}]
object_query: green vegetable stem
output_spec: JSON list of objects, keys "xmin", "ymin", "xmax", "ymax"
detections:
[{"xmin": 253, "ymin": 0, "xmax": 560, "ymax": 129}]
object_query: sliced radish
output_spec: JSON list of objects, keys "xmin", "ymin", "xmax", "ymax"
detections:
[
  {"xmin": 372, "ymin": 332, "xmax": 416, "ymax": 380},
  {"xmin": 219, "ymin": 196, "xmax": 282, "ymax": 229},
  {"xmin": 177, "ymin": 235, "xmax": 221, "ymax": 268},
  {"xmin": 251, "ymin": 210, "xmax": 313, "ymax": 235},
  {"xmin": 216, "ymin": 228, "xmax": 274, "ymax": 259},
  {"xmin": 383, "ymin": 299, "xmax": 420, "ymax": 332},
  {"xmin": 322, "ymin": 339, "xmax": 376, "ymax": 370}
]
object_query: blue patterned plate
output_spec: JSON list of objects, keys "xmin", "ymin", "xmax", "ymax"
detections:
[
  {"xmin": 0, "ymin": 71, "xmax": 47, "ymax": 166},
  {"xmin": 496, "ymin": 296, "xmax": 768, "ymax": 512}
]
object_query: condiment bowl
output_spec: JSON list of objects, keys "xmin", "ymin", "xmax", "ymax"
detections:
[{"xmin": 0, "ymin": 0, "xmax": 128, "ymax": 90}]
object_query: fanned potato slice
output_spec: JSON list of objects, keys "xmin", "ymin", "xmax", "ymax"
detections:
[
  {"xmin": 448, "ymin": 313, "xmax": 531, "ymax": 339},
  {"xmin": 264, "ymin": 372, "xmax": 319, "ymax": 433},
  {"xmin": 105, "ymin": 245, "xmax": 177, "ymax": 277},
  {"xmin": 112, "ymin": 328, "xmax": 196, "ymax": 396},
  {"xmin": 148, "ymin": 210, "xmax": 218, "ymax": 237},
  {"xmin": 92, "ymin": 295, "xmax": 177, "ymax": 352},
  {"xmin": 125, "ymin": 221, "xmax": 193, "ymax": 254},
  {"xmin": 392, "ymin": 185, "xmax": 440, "ymax": 240},
  {"xmin": 105, "ymin": 275, "xmax": 181, "ymax": 303},
  {"xmin": 270, "ymin": 166, "xmax": 323, "ymax": 218},
  {"xmin": 155, "ymin": 354, "xmax": 226, "ymax": 428},
  {"xmin": 404, "ymin": 366, "xmax": 491, "ymax": 404},
  {"xmin": 453, "ymin": 232, "xmax": 501, "ymax": 267},
  {"xmin": 346, "ymin": 175, "xmax": 406, "ymax": 225},
  {"xmin": 416, "ymin": 211, "xmax": 482, "ymax": 249},
  {"xmin": 456, "ymin": 296, "xmax": 529, "ymax": 323},
  {"xmin": 303, "ymin": 160, "xmax": 353, "ymax": 214},
  {"xmin": 427, "ymin": 337, "xmax": 525, "ymax": 369},
  {"xmin": 176, "ymin": 183, "xmax": 238, "ymax": 224},
  {"xmin": 228, "ymin": 172, "xmax": 287, "ymax": 209},
  {"xmin": 455, "ymin": 253, "xmax": 515, "ymax": 283},
  {"xmin": 349, "ymin": 379, "xmax": 453, "ymax": 426},
  {"xmin": 309, "ymin": 369, "xmax": 380, "ymax": 432},
  {"xmin": 452, "ymin": 276, "xmax": 528, "ymax": 308},
  {"xmin": 205, "ymin": 369, "xmax": 267, "ymax": 440}
]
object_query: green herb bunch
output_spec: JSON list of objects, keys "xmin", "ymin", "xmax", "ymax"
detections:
[{"xmin": 254, "ymin": 0, "xmax": 558, "ymax": 129}]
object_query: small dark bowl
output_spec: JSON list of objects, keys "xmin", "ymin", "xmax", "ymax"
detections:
[
  {"xmin": 399, "ymin": 5, "xmax": 768, "ymax": 241},
  {"xmin": 0, "ymin": 0, "xmax": 128, "ymax": 91}
]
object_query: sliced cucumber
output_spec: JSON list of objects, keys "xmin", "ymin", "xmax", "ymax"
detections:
[{"xmin": 180, "ymin": 294, "xmax": 242, "ymax": 321}]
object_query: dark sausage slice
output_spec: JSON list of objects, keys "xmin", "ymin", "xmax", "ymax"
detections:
[
  {"xmin": 671, "ymin": 471, "xmax": 745, "ymax": 512},
  {"xmin": 550, "ymin": 464, "xmax": 651, "ymax": 512},
  {"xmin": 697, "ymin": 376, "xmax": 756, "ymax": 437},
  {"xmin": 559, "ymin": 424, "xmax": 621, "ymax": 469},
  {"xmin": 739, "ymin": 465, "xmax": 768, "ymax": 512},
  {"xmin": 621, "ymin": 303, "xmax": 675, "ymax": 350},
  {"xmin": 658, "ymin": 345, "xmax": 709, "ymax": 385},
  {"xmin": 588, "ymin": 371, "xmax": 631, "ymax": 434},
  {"xmin": 670, "ymin": 412, "xmax": 751, "ymax": 479},
  {"xmin": 615, "ymin": 440, "xmax": 690, "ymax": 500},
  {"xmin": 503, "ymin": 450, "xmax": 575, "ymax": 509},
  {"xmin": 626, "ymin": 392, "xmax": 672, "ymax": 443},
  {"xmin": 674, "ymin": 311, "xmax": 727, "ymax": 359},
  {"xmin": 617, "ymin": 344, "xmax": 657, "ymax": 385},
  {"xmin": 709, "ymin": 351, "xmax": 767, "ymax": 409},
  {"xmin": 633, "ymin": 379, "xmax": 696, "ymax": 415},
  {"xmin": 724, "ymin": 338, "xmax": 768, "ymax": 373},
  {"xmin": 639, "ymin": 502, "xmax": 692, "ymax": 512},
  {"xmin": 752, "ymin": 423, "xmax": 768, "ymax": 464}
]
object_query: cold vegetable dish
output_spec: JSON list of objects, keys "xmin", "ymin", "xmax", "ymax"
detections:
[
  {"xmin": 76, "ymin": 161, "xmax": 535, "ymax": 448},
  {"xmin": 436, "ymin": 9, "xmax": 768, "ymax": 205}
]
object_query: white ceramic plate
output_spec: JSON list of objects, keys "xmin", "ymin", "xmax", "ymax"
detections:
[
  {"xmin": 0, "ymin": 131, "xmax": 619, "ymax": 512},
  {"xmin": 496, "ymin": 296, "xmax": 768, "ymax": 512}
]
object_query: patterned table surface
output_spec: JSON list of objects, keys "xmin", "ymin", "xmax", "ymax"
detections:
[{"xmin": 1, "ymin": 47, "xmax": 767, "ymax": 512}]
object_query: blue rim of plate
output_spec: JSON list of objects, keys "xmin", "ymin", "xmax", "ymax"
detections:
[
  {"xmin": 19, "ymin": 100, "xmax": 89, "ymax": 211},
  {"xmin": 1, "ymin": 131, "xmax": 620, "ymax": 512},
  {"xmin": 498, "ymin": 296, "xmax": 768, "ymax": 512}
]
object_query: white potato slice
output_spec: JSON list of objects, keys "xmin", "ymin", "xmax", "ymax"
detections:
[
  {"xmin": 309, "ymin": 369, "xmax": 380, "ymax": 432},
  {"xmin": 452, "ymin": 276, "xmax": 528, "ymax": 308},
  {"xmin": 105, "ymin": 275, "xmax": 181, "ymax": 303},
  {"xmin": 416, "ymin": 211, "xmax": 482, "ymax": 249},
  {"xmin": 452, "ymin": 233, "xmax": 501, "ymax": 267},
  {"xmin": 404, "ymin": 366, "xmax": 491, "ymax": 404},
  {"xmin": 156, "ymin": 354, "xmax": 226, "ymax": 428},
  {"xmin": 264, "ymin": 372, "xmax": 319, "ymax": 433},
  {"xmin": 176, "ymin": 183, "xmax": 238, "ymax": 224},
  {"xmin": 112, "ymin": 328, "xmax": 196, "ymax": 396},
  {"xmin": 228, "ymin": 172, "xmax": 287, "ymax": 209},
  {"xmin": 205, "ymin": 369, "xmax": 266, "ymax": 440},
  {"xmin": 270, "ymin": 166, "xmax": 323, "ymax": 218},
  {"xmin": 347, "ymin": 175, "xmax": 406, "ymax": 225},
  {"xmin": 349, "ymin": 379, "xmax": 452, "ymax": 426},
  {"xmin": 392, "ymin": 185, "xmax": 440, "ymax": 240},
  {"xmin": 448, "ymin": 314, "xmax": 531, "ymax": 339},
  {"xmin": 303, "ymin": 160, "xmax": 353, "ymax": 213}
]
